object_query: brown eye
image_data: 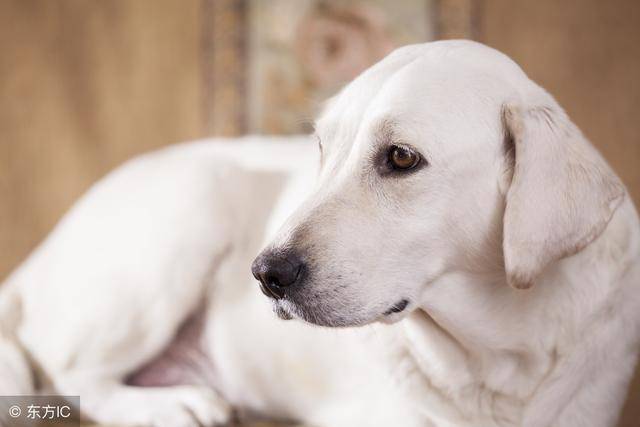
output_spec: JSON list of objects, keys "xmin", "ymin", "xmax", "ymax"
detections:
[{"xmin": 389, "ymin": 145, "xmax": 420, "ymax": 170}]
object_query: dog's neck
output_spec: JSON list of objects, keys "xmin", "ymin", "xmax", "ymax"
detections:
[
  {"xmin": 398, "ymin": 272, "xmax": 559, "ymax": 427},
  {"xmin": 398, "ymin": 200, "xmax": 640, "ymax": 426}
]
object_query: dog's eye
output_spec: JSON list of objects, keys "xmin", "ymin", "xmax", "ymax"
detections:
[{"xmin": 389, "ymin": 145, "xmax": 420, "ymax": 170}]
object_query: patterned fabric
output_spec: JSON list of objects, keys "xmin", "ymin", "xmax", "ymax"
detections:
[{"xmin": 246, "ymin": 0, "xmax": 435, "ymax": 134}]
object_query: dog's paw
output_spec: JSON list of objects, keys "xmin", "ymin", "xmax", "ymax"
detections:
[
  {"xmin": 146, "ymin": 386, "xmax": 230, "ymax": 427},
  {"xmin": 87, "ymin": 384, "xmax": 231, "ymax": 427}
]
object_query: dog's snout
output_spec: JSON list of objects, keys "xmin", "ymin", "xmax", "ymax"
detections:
[{"xmin": 251, "ymin": 250, "xmax": 304, "ymax": 300}]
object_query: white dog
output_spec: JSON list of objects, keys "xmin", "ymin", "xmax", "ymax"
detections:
[{"xmin": 1, "ymin": 40, "xmax": 639, "ymax": 427}]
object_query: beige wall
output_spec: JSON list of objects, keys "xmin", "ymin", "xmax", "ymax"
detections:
[
  {"xmin": 479, "ymin": 1, "xmax": 640, "ymax": 425},
  {"xmin": 0, "ymin": 0, "xmax": 203, "ymax": 278}
]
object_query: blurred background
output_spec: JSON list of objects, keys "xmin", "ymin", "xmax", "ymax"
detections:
[{"xmin": 0, "ymin": 0, "xmax": 639, "ymax": 425}]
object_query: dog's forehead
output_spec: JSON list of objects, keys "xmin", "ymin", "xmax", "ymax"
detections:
[
  {"xmin": 314, "ymin": 45, "xmax": 422, "ymax": 147},
  {"xmin": 315, "ymin": 40, "xmax": 529, "ymax": 151}
]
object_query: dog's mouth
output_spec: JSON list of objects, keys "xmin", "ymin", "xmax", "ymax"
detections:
[
  {"xmin": 271, "ymin": 297, "xmax": 362, "ymax": 327},
  {"xmin": 378, "ymin": 298, "xmax": 411, "ymax": 324},
  {"xmin": 271, "ymin": 296, "xmax": 412, "ymax": 327},
  {"xmin": 383, "ymin": 298, "xmax": 409, "ymax": 315}
]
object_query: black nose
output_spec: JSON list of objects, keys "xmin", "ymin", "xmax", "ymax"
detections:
[{"xmin": 251, "ymin": 250, "xmax": 304, "ymax": 300}]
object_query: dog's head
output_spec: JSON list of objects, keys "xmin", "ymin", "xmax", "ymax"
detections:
[{"xmin": 252, "ymin": 40, "xmax": 624, "ymax": 327}]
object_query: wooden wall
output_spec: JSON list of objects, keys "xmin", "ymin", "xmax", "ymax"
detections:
[{"xmin": 0, "ymin": 0, "xmax": 204, "ymax": 277}]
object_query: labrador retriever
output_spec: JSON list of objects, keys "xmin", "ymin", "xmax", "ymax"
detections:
[{"xmin": 1, "ymin": 40, "xmax": 639, "ymax": 427}]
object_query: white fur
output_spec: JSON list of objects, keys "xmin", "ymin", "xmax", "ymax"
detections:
[{"xmin": 1, "ymin": 41, "xmax": 639, "ymax": 427}]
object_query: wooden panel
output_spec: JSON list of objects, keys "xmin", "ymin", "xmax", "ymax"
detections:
[
  {"xmin": 435, "ymin": 0, "xmax": 480, "ymax": 39},
  {"xmin": 202, "ymin": 0, "xmax": 248, "ymax": 135},
  {"xmin": 0, "ymin": 0, "xmax": 203, "ymax": 278},
  {"xmin": 479, "ymin": 1, "xmax": 640, "ymax": 426}
]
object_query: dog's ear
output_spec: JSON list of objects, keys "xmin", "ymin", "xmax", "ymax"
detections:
[{"xmin": 501, "ymin": 102, "xmax": 625, "ymax": 289}]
